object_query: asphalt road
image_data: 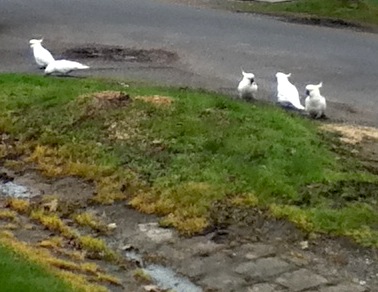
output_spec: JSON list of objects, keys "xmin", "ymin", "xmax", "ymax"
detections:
[{"xmin": 1, "ymin": 0, "xmax": 378, "ymax": 124}]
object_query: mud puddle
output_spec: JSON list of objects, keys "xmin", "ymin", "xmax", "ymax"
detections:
[{"xmin": 63, "ymin": 46, "xmax": 179, "ymax": 64}]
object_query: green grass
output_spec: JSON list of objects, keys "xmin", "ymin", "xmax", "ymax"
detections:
[
  {"xmin": 0, "ymin": 73, "xmax": 377, "ymax": 246},
  {"xmin": 0, "ymin": 244, "xmax": 72, "ymax": 292},
  {"xmin": 228, "ymin": 0, "xmax": 378, "ymax": 27}
]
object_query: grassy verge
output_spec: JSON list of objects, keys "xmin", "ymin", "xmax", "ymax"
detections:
[
  {"xmin": 0, "ymin": 74, "xmax": 377, "ymax": 247},
  {"xmin": 228, "ymin": 0, "xmax": 378, "ymax": 27},
  {"xmin": 0, "ymin": 242, "xmax": 72, "ymax": 292}
]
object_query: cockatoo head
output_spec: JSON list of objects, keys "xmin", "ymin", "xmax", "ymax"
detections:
[
  {"xmin": 241, "ymin": 69, "xmax": 257, "ymax": 86},
  {"xmin": 275, "ymin": 72, "xmax": 292, "ymax": 82},
  {"xmin": 305, "ymin": 82, "xmax": 323, "ymax": 97},
  {"xmin": 29, "ymin": 38, "xmax": 43, "ymax": 47}
]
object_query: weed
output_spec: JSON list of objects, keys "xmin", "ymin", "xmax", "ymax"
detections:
[
  {"xmin": 73, "ymin": 212, "xmax": 107, "ymax": 232},
  {"xmin": 95, "ymin": 272, "xmax": 123, "ymax": 286},
  {"xmin": 0, "ymin": 209, "xmax": 17, "ymax": 221},
  {"xmin": 59, "ymin": 249, "xmax": 86, "ymax": 262},
  {"xmin": 31, "ymin": 210, "xmax": 118, "ymax": 261},
  {"xmin": 30, "ymin": 210, "xmax": 77, "ymax": 239},
  {"xmin": 78, "ymin": 235, "xmax": 117, "ymax": 261},
  {"xmin": 133, "ymin": 268, "xmax": 152, "ymax": 283},
  {"xmin": 38, "ymin": 236, "xmax": 64, "ymax": 249},
  {"xmin": 80, "ymin": 262, "xmax": 99, "ymax": 274},
  {"xmin": 92, "ymin": 175, "xmax": 127, "ymax": 205},
  {"xmin": 6, "ymin": 198, "xmax": 30, "ymax": 214},
  {"xmin": 1, "ymin": 223, "xmax": 18, "ymax": 230}
]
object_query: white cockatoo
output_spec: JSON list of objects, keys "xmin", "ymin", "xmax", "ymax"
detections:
[
  {"xmin": 275, "ymin": 72, "xmax": 304, "ymax": 110},
  {"xmin": 29, "ymin": 38, "xmax": 55, "ymax": 69},
  {"xmin": 305, "ymin": 82, "xmax": 326, "ymax": 119},
  {"xmin": 237, "ymin": 69, "xmax": 258, "ymax": 100},
  {"xmin": 44, "ymin": 60, "xmax": 90, "ymax": 75}
]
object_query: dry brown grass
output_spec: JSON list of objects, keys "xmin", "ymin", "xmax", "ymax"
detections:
[
  {"xmin": 6, "ymin": 198, "xmax": 30, "ymax": 214},
  {"xmin": 135, "ymin": 95, "xmax": 174, "ymax": 106},
  {"xmin": 92, "ymin": 176, "xmax": 127, "ymax": 205},
  {"xmin": 0, "ymin": 232, "xmax": 109, "ymax": 292},
  {"xmin": 38, "ymin": 236, "xmax": 64, "ymax": 249},
  {"xmin": 95, "ymin": 272, "xmax": 123, "ymax": 286},
  {"xmin": 77, "ymin": 91, "xmax": 131, "ymax": 115},
  {"xmin": 30, "ymin": 210, "xmax": 77, "ymax": 239},
  {"xmin": 0, "ymin": 209, "xmax": 17, "ymax": 221},
  {"xmin": 73, "ymin": 212, "xmax": 107, "ymax": 232},
  {"xmin": 78, "ymin": 235, "xmax": 117, "ymax": 261},
  {"xmin": 322, "ymin": 123, "xmax": 378, "ymax": 144},
  {"xmin": 1, "ymin": 223, "xmax": 19, "ymax": 230}
]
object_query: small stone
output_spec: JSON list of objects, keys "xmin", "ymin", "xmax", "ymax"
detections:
[
  {"xmin": 193, "ymin": 241, "xmax": 224, "ymax": 256},
  {"xmin": 143, "ymin": 284, "xmax": 160, "ymax": 292},
  {"xmin": 177, "ymin": 257, "xmax": 206, "ymax": 278},
  {"xmin": 241, "ymin": 243, "xmax": 276, "ymax": 259},
  {"xmin": 199, "ymin": 272, "xmax": 246, "ymax": 290},
  {"xmin": 319, "ymin": 283, "xmax": 368, "ymax": 292},
  {"xmin": 138, "ymin": 222, "xmax": 173, "ymax": 243},
  {"xmin": 247, "ymin": 283, "xmax": 280, "ymax": 292},
  {"xmin": 107, "ymin": 223, "xmax": 117, "ymax": 230},
  {"xmin": 119, "ymin": 82, "xmax": 129, "ymax": 88},
  {"xmin": 235, "ymin": 257, "xmax": 291, "ymax": 279},
  {"xmin": 276, "ymin": 269, "xmax": 328, "ymax": 291},
  {"xmin": 299, "ymin": 240, "xmax": 309, "ymax": 250},
  {"xmin": 121, "ymin": 244, "xmax": 133, "ymax": 251}
]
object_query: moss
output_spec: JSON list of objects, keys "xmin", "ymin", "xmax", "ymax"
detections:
[{"xmin": 269, "ymin": 204, "xmax": 314, "ymax": 231}]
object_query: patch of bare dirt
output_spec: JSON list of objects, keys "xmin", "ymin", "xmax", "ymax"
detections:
[
  {"xmin": 322, "ymin": 124, "xmax": 378, "ymax": 145},
  {"xmin": 322, "ymin": 123, "xmax": 378, "ymax": 176},
  {"xmin": 78, "ymin": 91, "xmax": 132, "ymax": 114},
  {"xmin": 135, "ymin": 95, "xmax": 174, "ymax": 106},
  {"xmin": 63, "ymin": 46, "xmax": 179, "ymax": 64}
]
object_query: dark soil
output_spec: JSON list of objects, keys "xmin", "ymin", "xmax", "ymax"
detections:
[{"xmin": 63, "ymin": 46, "xmax": 179, "ymax": 64}]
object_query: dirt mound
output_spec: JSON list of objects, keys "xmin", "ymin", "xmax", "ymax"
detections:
[{"xmin": 77, "ymin": 91, "xmax": 131, "ymax": 115}]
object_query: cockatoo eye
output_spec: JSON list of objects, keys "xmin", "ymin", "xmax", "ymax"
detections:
[
  {"xmin": 305, "ymin": 90, "xmax": 310, "ymax": 96},
  {"xmin": 250, "ymin": 78, "xmax": 254, "ymax": 84}
]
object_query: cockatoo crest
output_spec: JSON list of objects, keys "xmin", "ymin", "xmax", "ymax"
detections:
[
  {"xmin": 29, "ymin": 38, "xmax": 43, "ymax": 46},
  {"xmin": 237, "ymin": 68, "xmax": 258, "ymax": 100},
  {"xmin": 241, "ymin": 68, "xmax": 255, "ymax": 80}
]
